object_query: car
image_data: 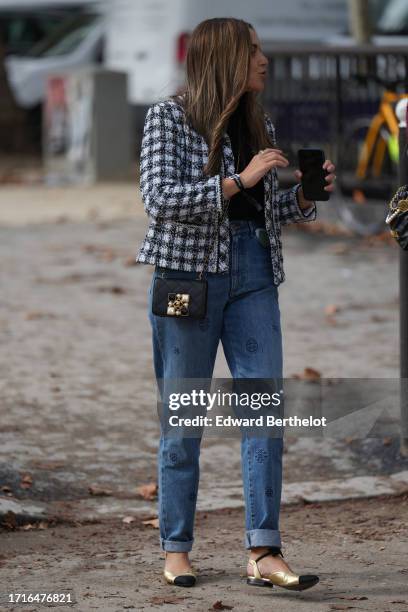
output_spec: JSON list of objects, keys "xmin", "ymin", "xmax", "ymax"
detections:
[{"xmin": 4, "ymin": 10, "xmax": 104, "ymax": 108}]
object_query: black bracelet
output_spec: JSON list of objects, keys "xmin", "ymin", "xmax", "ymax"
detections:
[{"xmin": 230, "ymin": 173, "xmax": 244, "ymax": 191}]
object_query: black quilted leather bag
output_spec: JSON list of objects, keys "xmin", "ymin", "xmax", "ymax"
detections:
[
  {"xmin": 151, "ymin": 200, "xmax": 230, "ymax": 320},
  {"xmin": 386, "ymin": 184, "xmax": 408, "ymax": 251},
  {"xmin": 152, "ymin": 276, "xmax": 208, "ymax": 319}
]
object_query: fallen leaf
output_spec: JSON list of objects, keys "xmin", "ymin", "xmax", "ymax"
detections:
[
  {"xmin": 325, "ymin": 304, "xmax": 340, "ymax": 316},
  {"xmin": 122, "ymin": 516, "xmax": 136, "ymax": 524},
  {"xmin": 20, "ymin": 474, "xmax": 33, "ymax": 489},
  {"xmin": 329, "ymin": 242, "xmax": 350, "ymax": 255},
  {"xmin": 97, "ymin": 286, "xmax": 126, "ymax": 295},
  {"xmin": 87, "ymin": 208, "xmax": 99, "ymax": 220},
  {"xmin": 136, "ymin": 482, "xmax": 158, "ymax": 501},
  {"xmin": 362, "ymin": 231, "xmax": 397, "ymax": 247},
  {"xmin": 81, "ymin": 244, "xmax": 99, "ymax": 253},
  {"xmin": 30, "ymin": 460, "xmax": 66, "ymax": 470},
  {"xmin": 141, "ymin": 517, "xmax": 159, "ymax": 529},
  {"xmin": 293, "ymin": 367, "xmax": 321, "ymax": 381},
  {"xmin": 150, "ymin": 596, "xmax": 186, "ymax": 605},
  {"xmin": 88, "ymin": 485, "xmax": 113, "ymax": 497},
  {"xmin": 101, "ymin": 248, "xmax": 116, "ymax": 262},
  {"xmin": 123, "ymin": 256, "xmax": 137, "ymax": 267},
  {"xmin": 339, "ymin": 596, "xmax": 368, "ymax": 601},
  {"xmin": 304, "ymin": 367, "xmax": 321, "ymax": 380},
  {"xmin": 371, "ymin": 314, "xmax": 387, "ymax": 323},
  {"xmin": 24, "ymin": 311, "xmax": 56, "ymax": 320},
  {"xmin": 212, "ymin": 602, "xmax": 233, "ymax": 611},
  {"xmin": 81, "ymin": 244, "xmax": 119, "ymax": 261},
  {"xmin": 55, "ymin": 215, "xmax": 69, "ymax": 224},
  {"xmin": 96, "ymin": 221, "xmax": 110, "ymax": 230},
  {"xmin": 38, "ymin": 521, "xmax": 49, "ymax": 529},
  {"xmin": 289, "ymin": 220, "xmax": 353, "ymax": 237},
  {"xmin": 1, "ymin": 511, "xmax": 17, "ymax": 529}
]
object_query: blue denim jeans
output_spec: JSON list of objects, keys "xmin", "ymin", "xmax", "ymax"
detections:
[{"xmin": 147, "ymin": 220, "xmax": 283, "ymax": 552}]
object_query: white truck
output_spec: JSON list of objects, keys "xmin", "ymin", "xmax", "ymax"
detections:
[
  {"xmin": 4, "ymin": 0, "xmax": 349, "ymax": 109},
  {"xmin": 4, "ymin": 0, "xmax": 407, "ymax": 137},
  {"xmin": 104, "ymin": 0, "xmax": 349, "ymax": 106}
]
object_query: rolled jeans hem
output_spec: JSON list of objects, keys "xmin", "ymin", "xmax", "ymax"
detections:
[
  {"xmin": 161, "ymin": 538, "xmax": 193, "ymax": 552},
  {"xmin": 245, "ymin": 529, "xmax": 281, "ymax": 550}
]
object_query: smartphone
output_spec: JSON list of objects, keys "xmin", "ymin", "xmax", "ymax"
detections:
[{"xmin": 297, "ymin": 148, "xmax": 329, "ymax": 201}]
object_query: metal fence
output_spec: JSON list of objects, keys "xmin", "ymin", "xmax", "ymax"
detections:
[{"xmin": 262, "ymin": 43, "xmax": 408, "ymax": 170}]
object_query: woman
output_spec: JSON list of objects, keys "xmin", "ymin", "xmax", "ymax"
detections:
[{"xmin": 136, "ymin": 18, "xmax": 336, "ymax": 591}]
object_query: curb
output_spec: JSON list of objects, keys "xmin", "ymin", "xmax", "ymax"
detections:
[
  {"xmin": 0, "ymin": 497, "xmax": 47, "ymax": 526},
  {"xmin": 7, "ymin": 470, "xmax": 404, "ymax": 524},
  {"xmin": 196, "ymin": 470, "xmax": 408, "ymax": 511}
]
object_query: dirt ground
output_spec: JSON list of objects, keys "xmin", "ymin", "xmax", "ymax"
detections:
[
  {"xmin": 1, "ymin": 494, "xmax": 408, "ymax": 612},
  {"xmin": 0, "ymin": 186, "xmax": 404, "ymax": 517},
  {"xmin": 1, "ymin": 183, "xmax": 407, "ymax": 611}
]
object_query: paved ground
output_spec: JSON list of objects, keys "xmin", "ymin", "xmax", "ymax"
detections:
[{"xmin": 0, "ymin": 182, "xmax": 407, "ymax": 610}]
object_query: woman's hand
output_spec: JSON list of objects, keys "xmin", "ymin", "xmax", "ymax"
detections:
[
  {"xmin": 294, "ymin": 160, "xmax": 336, "ymax": 208},
  {"xmin": 240, "ymin": 148, "xmax": 289, "ymax": 189}
]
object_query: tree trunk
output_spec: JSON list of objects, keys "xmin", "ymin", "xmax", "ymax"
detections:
[{"xmin": 348, "ymin": 0, "xmax": 372, "ymax": 44}]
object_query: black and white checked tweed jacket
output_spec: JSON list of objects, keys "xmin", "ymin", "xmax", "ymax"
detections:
[{"xmin": 135, "ymin": 95, "xmax": 317, "ymax": 285}]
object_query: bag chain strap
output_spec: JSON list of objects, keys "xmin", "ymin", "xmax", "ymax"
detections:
[{"xmin": 386, "ymin": 184, "xmax": 408, "ymax": 225}]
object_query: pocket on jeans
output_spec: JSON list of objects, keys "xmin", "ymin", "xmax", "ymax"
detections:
[{"xmin": 254, "ymin": 228, "xmax": 270, "ymax": 248}]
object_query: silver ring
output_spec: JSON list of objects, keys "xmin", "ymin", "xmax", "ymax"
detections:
[{"xmin": 259, "ymin": 149, "xmax": 266, "ymax": 155}]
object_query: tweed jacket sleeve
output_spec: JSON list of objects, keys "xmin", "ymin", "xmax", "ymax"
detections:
[
  {"xmin": 264, "ymin": 114, "xmax": 317, "ymax": 225},
  {"xmin": 139, "ymin": 101, "xmax": 224, "ymax": 222}
]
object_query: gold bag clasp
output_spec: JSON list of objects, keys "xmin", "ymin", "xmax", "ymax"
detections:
[
  {"xmin": 167, "ymin": 293, "xmax": 190, "ymax": 316},
  {"xmin": 386, "ymin": 198, "xmax": 408, "ymax": 225},
  {"xmin": 398, "ymin": 199, "xmax": 408, "ymax": 213}
]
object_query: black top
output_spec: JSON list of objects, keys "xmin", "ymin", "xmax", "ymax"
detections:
[{"xmin": 226, "ymin": 98, "xmax": 265, "ymax": 224}]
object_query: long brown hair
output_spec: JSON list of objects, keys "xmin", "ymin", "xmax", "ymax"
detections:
[{"xmin": 170, "ymin": 18, "xmax": 274, "ymax": 176}]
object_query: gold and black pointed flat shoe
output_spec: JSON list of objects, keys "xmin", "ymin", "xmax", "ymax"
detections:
[
  {"xmin": 163, "ymin": 567, "xmax": 197, "ymax": 587},
  {"xmin": 247, "ymin": 548, "xmax": 319, "ymax": 592}
]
